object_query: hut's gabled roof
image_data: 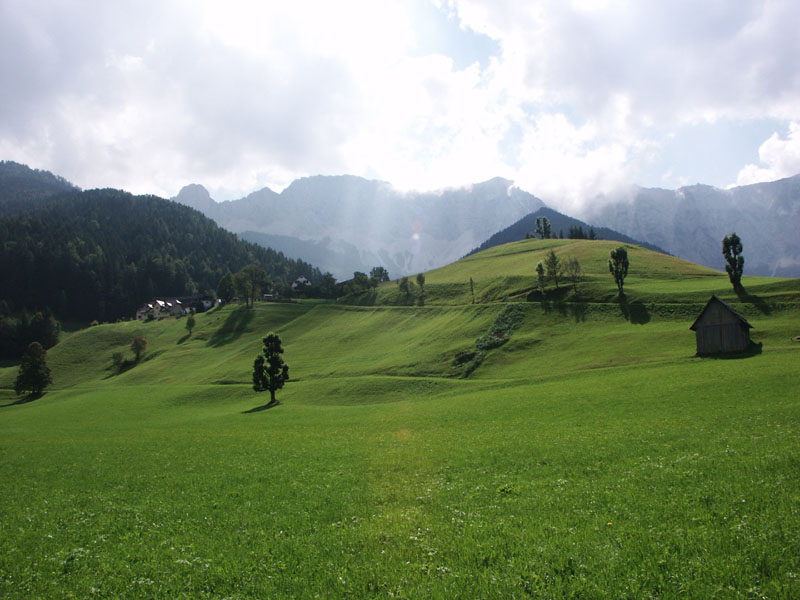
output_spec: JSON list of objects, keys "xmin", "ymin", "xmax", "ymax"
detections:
[{"xmin": 689, "ymin": 295, "xmax": 753, "ymax": 331}]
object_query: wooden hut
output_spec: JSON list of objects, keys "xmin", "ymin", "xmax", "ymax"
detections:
[{"xmin": 689, "ymin": 295, "xmax": 753, "ymax": 355}]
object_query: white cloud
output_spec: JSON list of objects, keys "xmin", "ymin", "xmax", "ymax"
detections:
[
  {"xmin": 1, "ymin": 0, "xmax": 800, "ymax": 207},
  {"xmin": 735, "ymin": 122, "xmax": 800, "ymax": 186}
]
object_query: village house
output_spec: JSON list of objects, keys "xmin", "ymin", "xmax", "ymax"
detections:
[
  {"xmin": 135, "ymin": 295, "xmax": 222, "ymax": 320},
  {"xmin": 292, "ymin": 276, "xmax": 311, "ymax": 291},
  {"xmin": 690, "ymin": 295, "xmax": 753, "ymax": 354},
  {"xmin": 135, "ymin": 298, "xmax": 186, "ymax": 321}
]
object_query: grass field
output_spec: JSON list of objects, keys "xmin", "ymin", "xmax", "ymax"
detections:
[{"xmin": 1, "ymin": 239, "xmax": 799, "ymax": 598}]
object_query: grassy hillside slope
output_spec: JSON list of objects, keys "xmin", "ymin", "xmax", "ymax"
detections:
[
  {"xmin": 371, "ymin": 239, "xmax": 800, "ymax": 306},
  {"xmin": 1, "ymin": 240, "xmax": 799, "ymax": 598}
]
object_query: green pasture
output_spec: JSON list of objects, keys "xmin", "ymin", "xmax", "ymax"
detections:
[{"xmin": 2, "ymin": 240, "xmax": 800, "ymax": 597}]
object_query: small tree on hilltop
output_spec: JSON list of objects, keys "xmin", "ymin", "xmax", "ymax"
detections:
[
  {"xmin": 544, "ymin": 249, "xmax": 563, "ymax": 289},
  {"xmin": 253, "ymin": 332, "xmax": 290, "ymax": 406},
  {"xmin": 416, "ymin": 273, "xmax": 425, "ymax": 305},
  {"xmin": 535, "ymin": 216, "xmax": 552, "ymax": 239},
  {"xmin": 722, "ymin": 232, "xmax": 744, "ymax": 292},
  {"xmin": 131, "ymin": 335, "xmax": 147, "ymax": 362},
  {"xmin": 370, "ymin": 266, "xmax": 390, "ymax": 283},
  {"xmin": 608, "ymin": 246, "xmax": 629, "ymax": 296},
  {"xmin": 398, "ymin": 276, "xmax": 411, "ymax": 298},
  {"xmin": 14, "ymin": 341, "xmax": 52, "ymax": 397}
]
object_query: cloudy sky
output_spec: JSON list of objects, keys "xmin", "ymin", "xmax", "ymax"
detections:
[{"xmin": 2, "ymin": 0, "xmax": 799, "ymax": 212}]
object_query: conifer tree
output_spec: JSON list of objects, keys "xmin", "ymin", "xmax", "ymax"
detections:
[
  {"xmin": 253, "ymin": 332, "xmax": 290, "ymax": 406},
  {"xmin": 722, "ymin": 232, "xmax": 744, "ymax": 292},
  {"xmin": 544, "ymin": 249, "xmax": 563, "ymax": 288}
]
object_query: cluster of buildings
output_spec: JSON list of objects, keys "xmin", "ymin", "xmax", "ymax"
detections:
[{"xmin": 135, "ymin": 297, "xmax": 218, "ymax": 321}]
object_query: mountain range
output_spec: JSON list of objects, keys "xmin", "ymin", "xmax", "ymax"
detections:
[
  {"xmin": 174, "ymin": 176, "xmax": 545, "ymax": 280},
  {"xmin": 174, "ymin": 174, "xmax": 800, "ymax": 279},
  {"xmin": 583, "ymin": 176, "xmax": 800, "ymax": 278}
]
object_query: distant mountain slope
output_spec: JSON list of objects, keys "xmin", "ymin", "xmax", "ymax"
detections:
[
  {"xmin": 468, "ymin": 207, "xmax": 667, "ymax": 256},
  {"xmin": 174, "ymin": 176, "xmax": 545, "ymax": 279},
  {"xmin": 239, "ymin": 231, "xmax": 372, "ymax": 281},
  {"xmin": 0, "ymin": 160, "xmax": 79, "ymax": 216},
  {"xmin": 584, "ymin": 175, "xmax": 800, "ymax": 277},
  {"xmin": 0, "ymin": 187, "xmax": 323, "ymax": 322}
]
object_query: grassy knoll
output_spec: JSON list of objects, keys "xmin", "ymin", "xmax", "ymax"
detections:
[
  {"xmin": 1, "ymin": 240, "xmax": 800, "ymax": 597},
  {"xmin": 376, "ymin": 239, "xmax": 800, "ymax": 306}
]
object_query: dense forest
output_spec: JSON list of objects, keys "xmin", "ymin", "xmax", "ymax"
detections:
[{"xmin": 0, "ymin": 185, "xmax": 324, "ymax": 326}]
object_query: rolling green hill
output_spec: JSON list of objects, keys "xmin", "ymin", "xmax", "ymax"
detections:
[{"xmin": 1, "ymin": 240, "xmax": 799, "ymax": 597}]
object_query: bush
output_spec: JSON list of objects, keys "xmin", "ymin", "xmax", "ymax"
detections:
[
  {"xmin": 131, "ymin": 336, "xmax": 147, "ymax": 362},
  {"xmin": 14, "ymin": 342, "xmax": 52, "ymax": 397},
  {"xmin": 112, "ymin": 351, "xmax": 125, "ymax": 372}
]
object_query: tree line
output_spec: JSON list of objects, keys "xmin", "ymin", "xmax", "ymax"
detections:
[{"xmin": 525, "ymin": 217, "xmax": 597, "ymax": 240}]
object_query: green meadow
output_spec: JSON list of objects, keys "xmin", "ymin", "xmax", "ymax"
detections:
[{"xmin": 1, "ymin": 239, "xmax": 799, "ymax": 598}]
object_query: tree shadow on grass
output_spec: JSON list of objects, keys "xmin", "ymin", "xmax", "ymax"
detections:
[
  {"xmin": 243, "ymin": 400, "xmax": 280, "ymax": 413},
  {"xmin": 207, "ymin": 306, "xmax": 253, "ymax": 348},
  {"xmin": 735, "ymin": 287, "xmax": 772, "ymax": 315},
  {"xmin": 103, "ymin": 359, "xmax": 137, "ymax": 380},
  {"xmin": 568, "ymin": 302, "xmax": 588, "ymax": 322},
  {"xmin": 527, "ymin": 287, "xmax": 569, "ymax": 304},
  {"xmin": 177, "ymin": 333, "xmax": 190, "ymax": 345},
  {"xmin": 617, "ymin": 294, "xmax": 651, "ymax": 325},
  {"xmin": 528, "ymin": 288, "xmax": 588, "ymax": 323},
  {"xmin": 1, "ymin": 392, "xmax": 44, "ymax": 407}
]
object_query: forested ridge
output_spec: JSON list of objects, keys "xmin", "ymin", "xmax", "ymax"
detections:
[
  {"xmin": 0, "ymin": 187, "xmax": 323, "ymax": 324},
  {"xmin": 0, "ymin": 160, "xmax": 79, "ymax": 216}
]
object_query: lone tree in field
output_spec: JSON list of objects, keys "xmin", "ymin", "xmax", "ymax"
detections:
[
  {"xmin": 131, "ymin": 335, "xmax": 147, "ymax": 362},
  {"xmin": 608, "ymin": 246, "xmax": 629, "ymax": 296},
  {"xmin": 253, "ymin": 332, "xmax": 290, "ymax": 406},
  {"xmin": 544, "ymin": 249, "xmax": 563, "ymax": 289},
  {"xmin": 14, "ymin": 341, "xmax": 52, "ymax": 397},
  {"xmin": 722, "ymin": 232, "xmax": 744, "ymax": 292},
  {"xmin": 185, "ymin": 313, "xmax": 196, "ymax": 336}
]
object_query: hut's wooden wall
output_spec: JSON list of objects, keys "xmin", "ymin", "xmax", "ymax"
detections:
[{"xmin": 694, "ymin": 302, "xmax": 750, "ymax": 354}]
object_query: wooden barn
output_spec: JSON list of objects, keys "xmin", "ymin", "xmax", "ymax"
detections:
[{"xmin": 690, "ymin": 295, "xmax": 753, "ymax": 355}]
